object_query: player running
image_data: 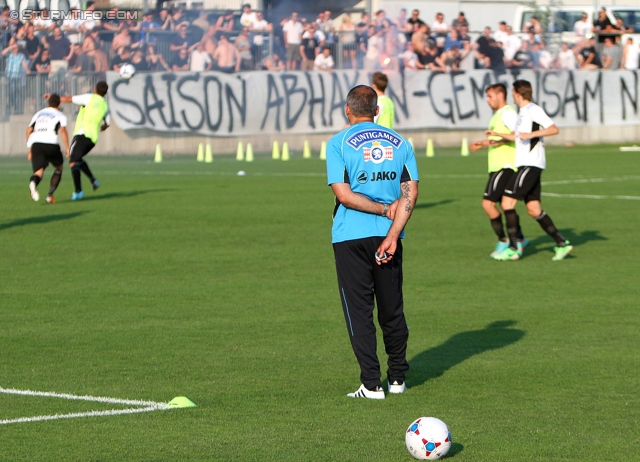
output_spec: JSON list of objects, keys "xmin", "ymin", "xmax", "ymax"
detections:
[
  {"xmin": 470, "ymin": 83, "xmax": 528, "ymax": 258},
  {"xmin": 44, "ymin": 81, "xmax": 110, "ymax": 201},
  {"xmin": 487, "ymin": 79, "xmax": 573, "ymax": 261},
  {"xmin": 27, "ymin": 94, "xmax": 70, "ymax": 204}
]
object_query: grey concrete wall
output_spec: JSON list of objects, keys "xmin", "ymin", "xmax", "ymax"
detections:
[{"xmin": 2, "ymin": 114, "xmax": 639, "ymax": 158}]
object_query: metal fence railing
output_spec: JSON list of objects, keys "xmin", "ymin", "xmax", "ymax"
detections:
[{"xmin": 0, "ymin": 73, "xmax": 103, "ymax": 120}]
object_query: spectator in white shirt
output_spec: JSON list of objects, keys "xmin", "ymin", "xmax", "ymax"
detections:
[
  {"xmin": 240, "ymin": 3, "xmax": 257, "ymax": 29},
  {"xmin": 190, "ymin": 41, "xmax": 213, "ymax": 71},
  {"xmin": 555, "ymin": 42, "xmax": 577, "ymax": 70},
  {"xmin": 283, "ymin": 11, "xmax": 303, "ymax": 70},
  {"xmin": 573, "ymin": 12, "xmax": 591, "ymax": 38},
  {"xmin": 502, "ymin": 25, "xmax": 521, "ymax": 61},
  {"xmin": 493, "ymin": 21, "xmax": 508, "ymax": 44},
  {"xmin": 432, "ymin": 12, "xmax": 450, "ymax": 49},
  {"xmin": 535, "ymin": 41, "xmax": 552, "ymax": 69},
  {"xmin": 432, "ymin": 12, "xmax": 450, "ymax": 33},
  {"xmin": 251, "ymin": 11, "xmax": 271, "ymax": 64},
  {"xmin": 314, "ymin": 46, "xmax": 334, "ymax": 71},
  {"xmin": 400, "ymin": 41, "xmax": 419, "ymax": 70},
  {"xmin": 621, "ymin": 37, "xmax": 639, "ymax": 70}
]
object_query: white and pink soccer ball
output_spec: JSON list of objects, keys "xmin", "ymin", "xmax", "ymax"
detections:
[
  {"xmin": 119, "ymin": 63, "xmax": 136, "ymax": 80},
  {"xmin": 405, "ymin": 417, "xmax": 452, "ymax": 460}
]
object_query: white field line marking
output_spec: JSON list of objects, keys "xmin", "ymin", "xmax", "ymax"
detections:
[
  {"xmin": 0, "ymin": 387, "xmax": 169, "ymax": 425},
  {"xmin": 542, "ymin": 176, "xmax": 640, "ymax": 186},
  {"xmin": 4, "ymin": 169, "xmax": 639, "ymax": 183},
  {"xmin": 0, "ymin": 407, "xmax": 161, "ymax": 425},
  {"xmin": 2, "ymin": 170, "xmax": 487, "ymax": 179},
  {"xmin": 542, "ymin": 192, "xmax": 640, "ymax": 200}
]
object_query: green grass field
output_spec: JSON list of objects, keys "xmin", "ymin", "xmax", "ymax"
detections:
[{"xmin": 1, "ymin": 145, "xmax": 639, "ymax": 461}]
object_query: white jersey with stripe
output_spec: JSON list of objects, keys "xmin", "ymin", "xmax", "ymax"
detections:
[
  {"xmin": 27, "ymin": 107, "xmax": 68, "ymax": 147},
  {"xmin": 514, "ymin": 102, "xmax": 554, "ymax": 170}
]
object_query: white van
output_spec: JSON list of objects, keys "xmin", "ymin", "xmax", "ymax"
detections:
[
  {"xmin": 607, "ymin": 6, "xmax": 640, "ymax": 32},
  {"xmin": 514, "ymin": 5, "xmax": 640, "ymax": 34}
]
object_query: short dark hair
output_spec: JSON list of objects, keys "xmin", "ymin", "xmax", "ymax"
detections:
[
  {"xmin": 346, "ymin": 85, "xmax": 377, "ymax": 118},
  {"xmin": 48, "ymin": 93, "xmax": 61, "ymax": 107},
  {"xmin": 372, "ymin": 72, "xmax": 388, "ymax": 92},
  {"xmin": 96, "ymin": 81, "xmax": 109, "ymax": 97},
  {"xmin": 486, "ymin": 83, "xmax": 506, "ymax": 98},
  {"xmin": 513, "ymin": 79, "xmax": 532, "ymax": 101}
]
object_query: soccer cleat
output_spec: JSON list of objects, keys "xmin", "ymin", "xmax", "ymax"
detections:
[
  {"xmin": 29, "ymin": 181, "xmax": 39, "ymax": 202},
  {"xmin": 71, "ymin": 191, "xmax": 85, "ymax": 201},
  {"xmin": 552, "ymin": 242, "xmax": 573, "ymax": 261},
  {"xmin": 490, "ymin": 240, "xmax": 510, "ymax": 258},
  {"xmin": 92, "ymin": 179, "xmax": 100, "ymax": 191},
  {"xmin": 347, "ymin": 384, "xmax": 385, "ymax": 400},
  {"xmin": 494, "ymin": 247, "xmax": 520, "ymax": 261},
  {"xmin": 388, "ymin": 380, "xmax": 406, "ymax": 394},
  {"xmin": 45, "ymin": 195, "xmax": 56, "ymax": 204},
  {"xmin": 516, "ymin": 237, "xmax": 529, "ymax": 257}
]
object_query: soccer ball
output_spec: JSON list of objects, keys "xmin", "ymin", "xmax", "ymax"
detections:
[
  {"xmin": 405, "ymin": 417, "xmax": 452, "ymax": 460},
  {"xmin": 119, "ymin": 63, "xmax": 136, "ymax": 80}
]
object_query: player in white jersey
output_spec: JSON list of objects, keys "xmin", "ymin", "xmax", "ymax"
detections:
[
  {"xmin": 27, "ymin": 94, "xmax": 70, "ymax": 204},
  {"xmin": 486, "ymin": 80, "xmax": 573, "ymax": 261}
]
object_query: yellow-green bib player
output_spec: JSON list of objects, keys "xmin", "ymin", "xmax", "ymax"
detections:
[
  {"xmin": 469, "ymin": 83, "xmax": 527, "ymax": 259},
  {"xmin": 375, "ymin": 95, "xmax": 395, "ymax": 129},
  {"xmin": 487, "ymin": 105, "xmax": 517, "ymax": 173},
  {"xmin": 73, "ymin": 94, "xmax": 109, "ymax": 144},
  {"xmin": 372, "ymin": 72, "xmax": 395, "ymax": 129},
  {"xmin": 55, "ymin": 81, "xmax": 110, "ymax": 201}
]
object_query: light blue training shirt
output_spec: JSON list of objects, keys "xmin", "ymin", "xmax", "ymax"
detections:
[{"xmin": 326, "ymin": 122, "xmax": 419, "ymax": 244}]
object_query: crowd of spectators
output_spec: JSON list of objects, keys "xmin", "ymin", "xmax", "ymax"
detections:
[
  {"xmin": 0, "ymin": 2, "xmax": 280, "ymax": 82},
  {"xmin": 1, "ymin": 3, "xmax": 638, "ymax": 88},
  {"xmin": 477, "ymin": 8, "xmax": 637, "ymax": 72}
]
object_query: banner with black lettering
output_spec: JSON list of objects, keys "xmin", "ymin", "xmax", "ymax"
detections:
[{"xmin": 106, "ymin": 69, "xmax": 640, "ymax": 136}]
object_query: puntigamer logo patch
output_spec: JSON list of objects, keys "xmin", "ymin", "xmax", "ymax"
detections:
[
  {"xmin": 346, "ymin": 129, "xmax": 403, "ymax": 150},
  {"xmin": 364, "ymin": 141, "xmax": 393, "ymax": 164}
]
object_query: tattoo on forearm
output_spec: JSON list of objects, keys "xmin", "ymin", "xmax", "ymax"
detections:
[{"xmin": 401, "ymin": 182, "xmax": 413, "ymax": 212}]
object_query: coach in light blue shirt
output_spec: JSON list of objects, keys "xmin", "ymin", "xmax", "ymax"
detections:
[{"xmin": 326, "ymin": 85, "xmax": 419, "ymax": 400}]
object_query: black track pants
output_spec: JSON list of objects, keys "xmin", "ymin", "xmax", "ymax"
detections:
[{"xmin": 333, "ymin": 237, "xmax": 409, "ymax": 390}]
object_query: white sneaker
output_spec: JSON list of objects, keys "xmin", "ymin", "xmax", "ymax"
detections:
[
  {"xmin": 388, "ymin": 380, "xmax": 407, "ymax": 394},
  {"xmin": 347, "ymin": 384, "xmax": 385, "ymax": 400},
  {"xmin": 29, "ymin": 181, "xmax": 39, "ymax": 202}
]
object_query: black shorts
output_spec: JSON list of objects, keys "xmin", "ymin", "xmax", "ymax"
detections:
[
  {"xmin": 483, "ymin": 168, "xmax": 515, "ymax": 202},
  {"xmin": 69, "ymin": 135, "xmax": 95, "ymax": 163},
  {"xmin": 31, "ymin": 142, "xmax": 63, "ymax": 172},
  {"xmin": 504, "ymin": 166, "xmax": 542, "ymax": 203}
]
